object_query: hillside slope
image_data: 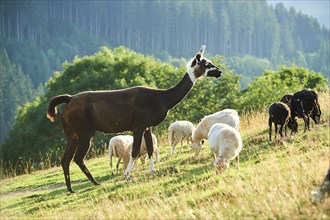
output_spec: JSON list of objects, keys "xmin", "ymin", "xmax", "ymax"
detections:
[{"xmin": 1, "ymin": 93, "xmax": 329, "ymax": 219}]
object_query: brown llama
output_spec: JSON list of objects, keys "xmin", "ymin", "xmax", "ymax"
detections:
[{"xmin": 47, "ymin": 45, "xmax": 222, "ymax": 193}]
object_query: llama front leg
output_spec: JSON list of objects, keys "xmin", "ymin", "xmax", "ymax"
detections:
[
  {"xmin": 144, "ymin": 128, "xmax": 158, "ymax": 174},
  {"xmin": 125, "ymin": 128, "xmax": 143, "ymax": 180},
  {"xmin": 125, "ymin": 157, "xmax": 136, "ymax": 180}
]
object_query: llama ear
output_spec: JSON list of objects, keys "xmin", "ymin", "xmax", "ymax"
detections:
[
  {"xmin": 199, "ymin": 45, "xmax": 206, "ymax": 56},
  {"xmin": 195, "ymin": 53, "xmax": 201, "ymax": 63}
]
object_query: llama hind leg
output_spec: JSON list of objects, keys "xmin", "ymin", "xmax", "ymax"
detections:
[
  {"xmin": 74, "ymin": 135, "xmax": 99, "ymax": 186},
  {"xmin": 61, "ymin": 135, "xmax": 78, "ymax": 193}
]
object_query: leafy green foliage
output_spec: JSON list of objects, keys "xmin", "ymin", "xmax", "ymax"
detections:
[{"xmin": 238, "ymin": 65, "xmax": 328, "ymax": 111}]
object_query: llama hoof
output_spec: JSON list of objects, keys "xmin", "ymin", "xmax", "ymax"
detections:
[
  {"xmin": 94, "ymin": 181, "xmax": 100, "ymax": 186},
  {"xmin": 125, "ymin": 174, "xmax": 131, "ymax": 181}
]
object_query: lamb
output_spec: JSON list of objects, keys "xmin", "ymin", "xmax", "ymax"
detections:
[
  {"xmin": 168, "ymin": 120, "xmax": 196, "ymax": 155},
  {"xmin": 108, "ymin": 133, "xmax": 159, "ymax": 175},
  {"xmin": 208, "ymin": 123, "xmax": 242, "ymax": 173},
  {"xmin": 108, "ymin": 135, "xmax": 133, "ymax": 174},
  {"xmin": 190, "ymin": 109, "xmax": 239, "ymax": 156},
  {"xmin": 268, "ymin": 102, "xmax": 291, "ymax": 141}
]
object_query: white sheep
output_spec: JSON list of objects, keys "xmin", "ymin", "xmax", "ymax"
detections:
[
  {"xmin": 190, "ymin": 109, "xmax": 239, "ymax": 155},
  {"xmin": 168, "ymin": 120, "xmax": 196, "ymax": 155},
  {"xmin": 108, "ymin": 135, "xmax": 133, "ymax": 175},
  {"xmin": 108, "ymin": 133, "xmax": 159, "ymax": 175},
  {"xmin": 208, "ymin": 123, "xmax": 242, "ymax": 173}
]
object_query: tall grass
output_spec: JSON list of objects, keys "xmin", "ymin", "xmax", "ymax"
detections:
[{"xmin": 0, "ymin": 92, "xmax": 329, "ymax": 219}]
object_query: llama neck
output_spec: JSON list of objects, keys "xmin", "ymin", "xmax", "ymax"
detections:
[{"xmin": 164, "ymin": 73, "xmax": 194, "ymax": 109}]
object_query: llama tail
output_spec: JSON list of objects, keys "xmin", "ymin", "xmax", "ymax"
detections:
[{"xmin": 47, "ymin": 94, "xmax": 72, "ymax": 122}]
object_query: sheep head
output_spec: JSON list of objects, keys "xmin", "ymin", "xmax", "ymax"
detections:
[
  {"xmin": 214, "ymin": 157, "xmax": 229, "ymax": 174},
  {"xmin": 189, "ymin": 139, "xmax": 204, "ymax": 156}
]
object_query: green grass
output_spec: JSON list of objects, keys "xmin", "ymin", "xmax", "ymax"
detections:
[{"xmin": 1, "ymin": 94, "xmax": 330, "ymax": 219}]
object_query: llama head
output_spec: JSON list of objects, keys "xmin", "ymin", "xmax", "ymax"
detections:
[
  {"xmin": 214, "ymin": 157, "xmax": 229, "ymax": 174},
  {"xmin": 187, "ymin": 45, "xmax": 222, "ymax": 83}
]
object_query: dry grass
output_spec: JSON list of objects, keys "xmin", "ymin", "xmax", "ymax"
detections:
[{"xmin": 1, "ymin": 92, "xmax": 329, "ymax": 219}]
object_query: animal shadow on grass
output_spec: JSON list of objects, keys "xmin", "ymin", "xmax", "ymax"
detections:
[{"xmin": 180, "ymin": 154, "xmax": 210, "ymax": 165}]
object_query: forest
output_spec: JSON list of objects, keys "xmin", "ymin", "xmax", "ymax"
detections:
[
  {"xmin": 1, "ymin": 0, "xmax": 329, "ymax": 87},
  {"xmin": 0, "ymin": 0, "xmax": 329, "ymax": 172}
]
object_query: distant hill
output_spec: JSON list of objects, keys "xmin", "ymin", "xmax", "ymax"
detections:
[{"xmin": 267, "ymin": 0, "xmax": 330, "ymax": 28}]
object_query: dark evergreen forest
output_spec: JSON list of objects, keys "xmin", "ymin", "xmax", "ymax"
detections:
[{"xmin": 1, "ymin": 0, "xmax": 329, "ymax": 87}]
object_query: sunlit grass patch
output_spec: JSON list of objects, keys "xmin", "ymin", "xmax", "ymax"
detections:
[{"xmin": 0, "ymin": 92, "xmax": 329, "ymax": 219}]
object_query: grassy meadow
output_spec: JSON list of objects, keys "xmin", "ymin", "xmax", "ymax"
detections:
[{"xmin": 1, "ymin": 92, "xmax": 329, "ymax": 219}]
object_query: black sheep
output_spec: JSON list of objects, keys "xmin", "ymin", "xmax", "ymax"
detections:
[
  {"xmin": 290, "ymin": 89, "xmax": 321, "ymax": 132},
  {"xmin": 268, "ymin": 102, "xmax": 291, "ymax": 141}
]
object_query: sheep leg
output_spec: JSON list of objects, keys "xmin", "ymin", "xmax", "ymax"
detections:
[
  {"xmin": 109, "ymin": 145, "xmax": 114, "ymax": 175},
  {"xmin": 144, "ymin": 128, "xmax": 158, "ymax": 173},
  {"xmin": 279, "ymin": 124, "xmax": 284, "ymax": 138},
  {"xmin": 61, "ymin": 134, "xmax": 78, "ymax": 193},
  {"xmin": 307, "ymin": 116, "xmax": 311, "ymax": 130},
  {"xmin": 170, "ymin": 143, "xmax": 176, "ymax": 156},
  {"xmin": 125, "ymin": 128, "xmax": 144, "ymax": 180},
  {"xmin": 268, "ymin": 118, "xmax": 272, "ymax": 141},
  {"xmin": 123, "ymin": 157, "xmax": 130, "ymax": 176},
  {"xmin": 74, "ymin": 135, "xmax": 99, "ymax": 186},
  {"xmin": 302, "ymin": 114, "xmax": 308, "ymax": 132},
  {"xmin": 170, "ymin": 131, "xmax": 178, "ymax": 156},
  {"xmin": 116, "ymin": 158, "xmax": 122, "ymax": 174},
  {"xmin": 155, "ymin": 149, "xmax": 160, "ymax": 163},
  {"xmin": 274, "ymin": 124, "xmax": 278, "ymax": 140}
]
